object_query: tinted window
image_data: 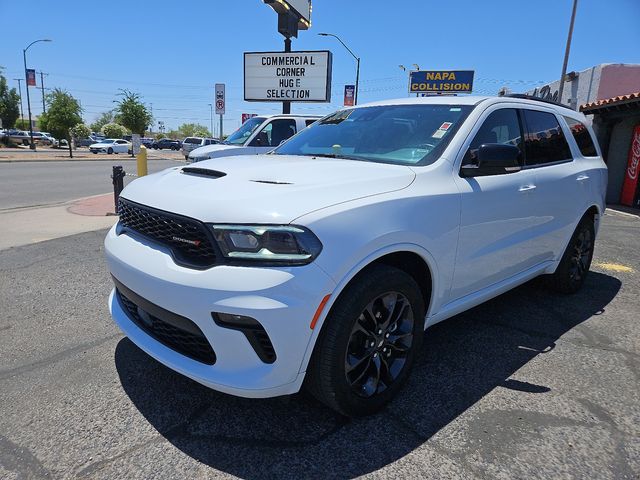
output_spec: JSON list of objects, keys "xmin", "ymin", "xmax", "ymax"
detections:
[
  {"xmin": 463, "ymin": 108, "xmax": 522, "ymax": 166},
  {"xmin": 274, "ymin": 105, "xmax": 473, "ymax": 166},
  {"xmin": 184, "ymin": 137, "xmax": 202, "ymax": 144},
  {"xmin": 523, "ymin": 110, "xmax": 572, "ymax": 165},
  {"xmin": 251, "ymin": 119, "xmax": 297, "ymax": 147},
  {"xmin": 564, "ymin": 116, "xmax": 598, "ymax": 157},
  {"xmin": 305, "ymin": 119, "xmax": 317, "ymax": 127}
]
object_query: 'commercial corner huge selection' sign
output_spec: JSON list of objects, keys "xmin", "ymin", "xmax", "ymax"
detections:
[
  {"xmin": 409, "ymin": 70, "xmax": 474, "ymax": 94},
  {"xmin": 244, "ymin": 51, "xmax": 332, "ymax": 102}
]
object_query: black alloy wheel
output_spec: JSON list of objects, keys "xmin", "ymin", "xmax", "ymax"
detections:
[
  {"xmin": 547, "ymin": 215, "xmax": 595, "ymax": 294},
  {"xmin": 305, "ymin": 265, "xmax": 425, "ymax": 416},
  {"xmin": 345, "ymin": 292, "xmax": 415, "ymax": 398}
]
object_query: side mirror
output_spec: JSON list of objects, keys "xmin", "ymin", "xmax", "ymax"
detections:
[{"xmin": 461, "ymin": 144, "xmax": 521, "ymax": 177}]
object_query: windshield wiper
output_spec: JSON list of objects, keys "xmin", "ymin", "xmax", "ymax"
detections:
[{"xmin": 300, "ymin": 153, "xmax": 364, "ymax": 161}]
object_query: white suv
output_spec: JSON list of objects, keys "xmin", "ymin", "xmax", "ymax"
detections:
[
  {"xmin": 181, "ymin": 137, "xmax": 219, "ymax": 160},
  {"xmin": 105, "ymin": 96, "xmax": 606, "ymax": 416},
  {"xmin": 187, "ymin": 114, "xmax": 320, "ymax": 163}
]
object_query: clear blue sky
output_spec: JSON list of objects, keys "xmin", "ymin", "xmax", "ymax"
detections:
[{"xmin": 1, "ymin": 0, "xmax": 638, "ymax": 134}]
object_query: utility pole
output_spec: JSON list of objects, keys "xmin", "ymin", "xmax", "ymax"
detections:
[
  {"xmin": 13, "ymin": 79, "xmax": 25, "ymax": 122},
  {"xmin": 37, "ymin": 71, "xmax": 48, "ymax": 113},
  {"xmin": 558, "ymin": 0, "xmax": 578, "ymax": 105}
]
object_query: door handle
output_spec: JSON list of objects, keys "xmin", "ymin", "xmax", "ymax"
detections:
[
  {"xmin": 576, "ymin": 174, "xmax": 590, "ymax": 182},
  {"xmin": 519, "ymin": 185, "xmax": 537, "ymax": 192}
]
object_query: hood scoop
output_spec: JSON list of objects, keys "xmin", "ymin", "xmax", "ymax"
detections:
[
  {"xmin": 251, "ymin": 179, "xmax": 293, "ymax": 185},
  {"xmin": 181, "ymin": 167, "xmax": 226, "ymax": 179}
]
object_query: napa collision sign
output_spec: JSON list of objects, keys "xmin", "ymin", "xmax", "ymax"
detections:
[
  {"xmin": 409, "ymin": 70, "xmax": 474, "ymax": 94},
  {"xmin": 244, "ymin": 51, "xmax": 332, "ymax": 102}
]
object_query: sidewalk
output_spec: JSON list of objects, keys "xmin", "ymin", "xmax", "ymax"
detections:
[
  {"xmin": 0, "ymin": 147, "xmax": 183, "ymax": 162},
  {"xmin": 0, "ymin": 193, "xmax": 118, "ymax": 251}
]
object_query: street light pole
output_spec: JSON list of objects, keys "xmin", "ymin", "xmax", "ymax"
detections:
[
  {"xmin": 13, "ymin": 78, "xmax": 24, "ymax": 122},
  {"xmin": 23, "ymin": 39, "xmax": 52, "ymax": 150},
  {"xmin": 208, "ymin": 103, "xmax": 213, "ymax": 137},
  {"xmin": 558, "ymin": 0, "xmax": 578, "ymax": 105},
  {"xmin": 318, "ymin": 33, "xmax": 360, "ymax": 105}
]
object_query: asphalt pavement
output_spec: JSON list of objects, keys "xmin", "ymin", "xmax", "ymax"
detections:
[
  {"xmin": 0, "ymin": 213, "xmax": 638, "ymax": 479},
  {"xmin": 0, "ymin": 159, "xmax": 182, "ymax": 210}
]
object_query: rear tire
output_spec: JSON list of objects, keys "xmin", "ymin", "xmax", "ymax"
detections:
[
  {"xmin": 305, "ymin": 265, "xmax": 425, "ymax": 417},
  {"xmin": 547, "ymin": 215, "xmax": 595, "ymax": 294}
]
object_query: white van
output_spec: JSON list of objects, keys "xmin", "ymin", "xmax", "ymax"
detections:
[
  {"xmin": 187, "ymin": 115, "xmax": 320, "ymax": 163},
  {"xmin": 181, "ymin": 137, "xmax": 219, "ymax": 160}
]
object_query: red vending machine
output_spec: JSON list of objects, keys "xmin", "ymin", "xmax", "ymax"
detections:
[{"xmin": 620, "ymin": 125, "xmax": 640, "ymax": 208}]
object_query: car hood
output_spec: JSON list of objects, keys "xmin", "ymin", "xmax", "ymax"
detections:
[
  {"xmin": 189, "ymin": 143, "xmax": 239, "ymax": 158},
  {"xmin": 89, "ymin": 142, "xmax": 111, "ymax": 148},
  {"xmin": 120, "ymin": 155, "xmax": 416, "ymax": 224}
]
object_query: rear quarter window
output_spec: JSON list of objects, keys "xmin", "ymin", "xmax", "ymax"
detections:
[
  {"xmin": 522, "ymin": 110, "xmax": 572, "ymax": 166},
  {"xmin": 563, "ymin": 116, "xmax": 598, "ymax": 157},
  {"xmin": 184, "ymin": 137, "xmax": 202, "ymax": 144}
]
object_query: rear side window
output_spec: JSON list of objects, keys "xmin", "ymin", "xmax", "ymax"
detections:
[
  {"xmin": 184, "ymin": 137, "xmax": 202, "ymax": 144},
  {"xmin": 563, "ymin": 116, "xmax": 598, "ymax": 157},
  {"xmin": 463, "ymin": 108, "xmax": 523, "ymax": 166},
  {"xmin": 522, "ymin": 110, "xmax": 572, "ymax": 165},
  {"xmin": 305, "ymin": 119, "xmax": 317, "ymax": 127}
]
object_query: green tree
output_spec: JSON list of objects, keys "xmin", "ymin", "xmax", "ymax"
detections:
[
  {"xmin": 101, "ymin": 122, "xmax": 128, "ymax": 139},
  {"xmin": 0, "ymin": 70, "xmax": 20, "ymax": 129},
  {"xmin": 89, "ymin": 110, "xmax": 115, "ymax": 133},
  {"xmin": 176, "ymin": 123, "xmax": 211, "ymax": 138},
  {"xmin": 70, "ymin": 123, "xmax": 91, "ymax": 147},
  {"xmin": 155, "ymin": 132, "xmax": 166, "ymax": 140},
  {"xmin": 15, "ymin": 118, "xmax": 30, "ymax": 130},
  {"xmin": 38, "ymin": 88, "xmax": 82, "ymax": 158},
  {"xmin": 114, "ymin": 90, "xmax": 152, "ymax": 135}
]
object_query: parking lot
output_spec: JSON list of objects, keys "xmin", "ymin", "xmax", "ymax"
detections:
[{"xmin": 0, "ymin": 211, "xmax": 638, "ymax": 479}]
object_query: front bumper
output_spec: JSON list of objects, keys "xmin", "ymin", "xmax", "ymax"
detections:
[{"xmin": 105, "ymin": 225, "xmax": 336, "ymax": 398}]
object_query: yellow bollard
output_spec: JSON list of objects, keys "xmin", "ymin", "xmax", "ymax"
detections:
[{"xmin": 136, "ymin": 145, "xmax": 148, "ymax": 177}]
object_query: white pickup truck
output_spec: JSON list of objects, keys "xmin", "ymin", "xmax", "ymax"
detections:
[{"xmin": 187, "ymin": 114, "xmax": 320, "ymax": 163}]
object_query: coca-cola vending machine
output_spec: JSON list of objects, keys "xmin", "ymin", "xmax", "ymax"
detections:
[{"xmin": 620, "ymin": 125, "xmax": 640, "ymax": 208}]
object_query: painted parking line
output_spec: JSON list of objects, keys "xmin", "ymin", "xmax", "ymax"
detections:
[{"xmin": 592, "ymin": 262, "xmax": 635, "ymax": 273}]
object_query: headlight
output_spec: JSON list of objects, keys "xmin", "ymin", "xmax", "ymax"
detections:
[{"xmin": 210, "ymin": 225, "xmax": 322, "ymax": 265}]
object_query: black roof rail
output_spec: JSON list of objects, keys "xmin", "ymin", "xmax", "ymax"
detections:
[{"xmin": 501, "ymin": 93, "xmax": 568, "ymax": 108}]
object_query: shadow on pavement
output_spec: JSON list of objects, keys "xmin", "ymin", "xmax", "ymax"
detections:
[{"xmin": 115, "ymin": 272, "xmax": 621, "ymax": 478}]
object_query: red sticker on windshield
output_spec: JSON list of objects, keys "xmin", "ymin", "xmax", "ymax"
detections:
[{"xmin": 439, "ymin": 122, "xmax": 453, "ymax": 131}]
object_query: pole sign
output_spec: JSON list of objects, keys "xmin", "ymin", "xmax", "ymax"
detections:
[
  {"xmin": 215, "ymin": 84, "xmax": 225, "ymax": 115},
  {"xmin": 244, "ymin": 51, "xmax": 332, "ymax": 103},
  {"xmin": 131, "ymin": 134, "xmax": 141, "ymax": 155},
  {"xmin": 343, "ymin": 85, "xmax": 355, "ymax": 106},
  {"xmin": 26, "ymin": 69, "xmax": 36, "ymax": 87},
  {"xmin": 409, "ymin": 70, "xmax": 474, "ymax": 94},
  {"xmin": 242, "ymin": 113, "xmax": 258, "ymax": 124},
  {"xmin": 620, "ymin": 125, "xmax": 640, "ymax": 207}
]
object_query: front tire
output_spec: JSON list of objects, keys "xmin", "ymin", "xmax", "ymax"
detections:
[
  {"xmin": 107, "ymin": 147, "xmax": 113, "ymax": 154},
  {"xmin": 547, "ymin": 215, "xmax": 595, "ymax": 294},
  {"xmin": 305, "ymin": 265, "xmax": 425, "ymax": 416}
]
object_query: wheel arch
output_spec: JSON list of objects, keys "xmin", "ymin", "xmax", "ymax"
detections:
[{"xmin": 298, "ymin": 244, "xmax": 437, "ymax": 375}]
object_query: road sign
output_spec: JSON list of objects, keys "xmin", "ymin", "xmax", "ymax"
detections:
[
  {"xmin": 215, "ymin": 84, "xmax": 225, "ymax": 115},
  {"xmin": 409, "ymin": 70, "xmax": 474, "ymax": 94},
  {"xmin": 244, "ymin": 51, "xmax": 332, "ymax": 103},
  {"xmin": 131, "ymin": 134, "xmax": 141, "ymax": 155}
]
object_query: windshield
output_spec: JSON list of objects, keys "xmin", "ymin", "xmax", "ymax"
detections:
[
  {"xmin": 101, "ymin": 139, "xmax": 115, "ymax": 143},
  {"xmin": 224, "ymin": 117, "xmax": 266, "ymax": 145},
  {"xmin": 273, "ymin": 104, "xmax": 473, "ymax": 165}
]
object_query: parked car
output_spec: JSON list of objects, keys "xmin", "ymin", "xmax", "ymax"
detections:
[
  {"xmin": 105, "ymin": 95, "xmax": 607, "ymax": 416},
  {"xmin": 181, "ymin": 137, "xmax": 219, "ymax": 160},
  {"xmin": 141, "ymin": 137, "xmax": 155, "ymax": 148},
  {"xmin": 89, "ymin": 138, "xmax": 131, "ymax": 154},
  {"xmin": 151, "ymin": 138, "xmax": 181, "ymax": 150},
  {"xmin": 187, "ymin": 115, "xmax": 321, "ymax": 163},
  {"xmin": 5, "ymin": 129, "xmax": 31, "ymax": 145}
]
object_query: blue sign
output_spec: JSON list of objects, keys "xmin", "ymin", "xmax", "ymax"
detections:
[{"xmin": 409, "ymin": 70, "xmax": 474, "ymax": 94}]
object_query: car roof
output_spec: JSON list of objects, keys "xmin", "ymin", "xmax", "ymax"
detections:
[
  {"xmin": 258, "ymin": 114, "xmax": 323, "ymax": 119},
  {"xmin": 358, "ymin": 95, "xmax": 579, "ymax": 115}
]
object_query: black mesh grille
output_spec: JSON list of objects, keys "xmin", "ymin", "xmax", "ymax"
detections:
[
  {"xmin": 117, "ymin": 288, "xmax": 216, "ymax": 365},
  {"xmin": 118, "ymin": 198, "xmax": 217, "ymax": 269}
]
